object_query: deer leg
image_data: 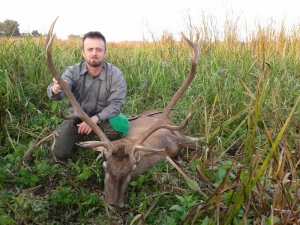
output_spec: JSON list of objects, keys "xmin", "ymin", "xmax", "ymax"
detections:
[{"xmin": 178, "ymin": 141, "xmax": 202, "ymax": 151}]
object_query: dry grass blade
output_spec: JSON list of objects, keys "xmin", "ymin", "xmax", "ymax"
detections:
[
  {"xmin": 166, "ymin": 156, "xmax": 208, "ymax": 199},
  {"xmin": 130, "ymin": 214, "xmax": 144, "ymax": 225},
  {"xmin": 14, "ymin": 131, "xmax": 60, "ymax": 171},
  {"xmin": 22, "ymin": 131, "xmax": 60, "ymax": 162},
  {"xmin": 131, "ymin": 200, "xmax": 158, "ymax": 225}
]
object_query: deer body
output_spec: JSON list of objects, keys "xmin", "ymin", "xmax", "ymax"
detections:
[{"xmin": 87, "ymin": 112, "xmax": 195, "ymax": 205}]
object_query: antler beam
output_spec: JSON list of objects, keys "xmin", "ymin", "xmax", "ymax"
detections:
[{"xmin": 126, "ymin": 34, "xmax": 200, "ymax": 163}]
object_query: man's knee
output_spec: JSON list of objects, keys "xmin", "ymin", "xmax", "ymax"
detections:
[
  {"xmin": 106, "ymin": 131, "xmax": 121, "ymax": 141},
  {"xmin": 50, "ymin": 120, "xmax": 83, "ymax": 160},
  {"xmin": 99, "ymin": 121, "xmax": 122, "ymax": 141}
]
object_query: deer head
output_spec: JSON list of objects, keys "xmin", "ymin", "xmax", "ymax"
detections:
[{"xmin": 46, "ymin": 18, "xmax": 200, "ymax": 206}]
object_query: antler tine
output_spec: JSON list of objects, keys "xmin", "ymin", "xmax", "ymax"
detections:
[
  {"xmin": 135, "ymin": 112, "xmax": 191, "ymax": 146},
  {"xmin": 76, "ymin": 141, "xmax": 110, "ymax": 150},
  {"xmin": 127, "ymin": 35, "xmax": 200, "ymax": 164},
  {"xmin": 45, "ymin": 18, "xmax": 117, "ymax": 153}
]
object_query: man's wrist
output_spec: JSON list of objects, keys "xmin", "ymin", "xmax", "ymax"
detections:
[
  {"xmin": 96, "ymin": 115, "xmax": 102, "ymax": 124},
  {"xmin": 52, "ymin": 90, "xmax": 61, "ymax": 95}
]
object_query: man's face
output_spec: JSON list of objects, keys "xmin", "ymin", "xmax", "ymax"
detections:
[{"xmin": 82, "ymin": 37, "xmax": 106, "ymax": 68}]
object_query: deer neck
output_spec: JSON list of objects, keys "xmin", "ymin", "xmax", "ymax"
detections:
[{"xmin": 131, "ymin": 151, "xmax": 167, "ymax": 179}]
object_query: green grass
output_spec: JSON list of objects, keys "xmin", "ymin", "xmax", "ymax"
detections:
[{"xmin": 0, "ymin": 18, "xmax": 300, "ymax": 224}]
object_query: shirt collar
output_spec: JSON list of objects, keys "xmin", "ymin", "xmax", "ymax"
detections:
[
  {"xmin": 79, "ymin": 61, "xmax": 89, "ymax": 76},
  {"xmin": 99, "ymin": 62, "xmax": 108, "ymax": 81}
]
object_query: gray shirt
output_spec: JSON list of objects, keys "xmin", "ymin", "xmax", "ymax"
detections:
[{"xmin": 47, "ymin": 61, "xmax": 126, "ymax": 121}]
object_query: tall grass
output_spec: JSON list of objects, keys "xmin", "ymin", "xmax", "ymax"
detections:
[{"xmin": 0, "ymin": 17, "xmax": 299, "ymax": 224}]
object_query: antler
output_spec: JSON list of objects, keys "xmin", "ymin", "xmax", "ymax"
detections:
[
  {"xmin": 127, "ymin": 34, "xmax": 200, "ymax": 163},
  {"xmin": 46, "ymin": 17, "xmax": 117, "ymax": 155}
]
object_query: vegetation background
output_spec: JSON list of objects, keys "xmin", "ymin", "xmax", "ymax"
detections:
[{"xmin": 0, "ymin": 16, "xmax": 300, "ymax": 224}]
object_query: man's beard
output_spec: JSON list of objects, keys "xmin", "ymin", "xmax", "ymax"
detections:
[{"xmin": 86, "ymin": 59, "xmax": 103, "ymax": 68}]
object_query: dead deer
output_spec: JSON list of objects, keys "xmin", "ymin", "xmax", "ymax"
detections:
[{"xmin": 43, "ymin": 17, "xmax": 200, "ymax": 206}]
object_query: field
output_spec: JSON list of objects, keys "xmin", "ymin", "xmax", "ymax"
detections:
[{"xmin": 0, "ymin": 20, "xmax": 300, "ymax": 224}]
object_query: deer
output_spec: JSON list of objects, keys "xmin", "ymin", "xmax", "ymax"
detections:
[{"xmin": 40, "ymin": 17, "xmax": 200, "ymax": 206}]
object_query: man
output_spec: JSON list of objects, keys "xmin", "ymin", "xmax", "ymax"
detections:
[{"xmin": 47, "ymin": 31, "xmax": 127, "ymax": 160}]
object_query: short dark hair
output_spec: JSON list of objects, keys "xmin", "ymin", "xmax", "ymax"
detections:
[{"xmin": 82, "ymin": 31, "xmax": 106, "ymax": 50}]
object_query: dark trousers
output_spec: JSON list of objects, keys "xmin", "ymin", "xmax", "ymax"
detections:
[{"xmin": 51, "ymin": 120, "xmax": 121, "ymax": 160}]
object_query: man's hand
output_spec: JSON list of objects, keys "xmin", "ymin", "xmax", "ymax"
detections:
[
  {"xmin": 77, "ymin": 115, "xmax": 99, "ymax": 135},
  {"xmin": 52, "ymin": 78, "xmax": 68, "ymax": 94}
]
